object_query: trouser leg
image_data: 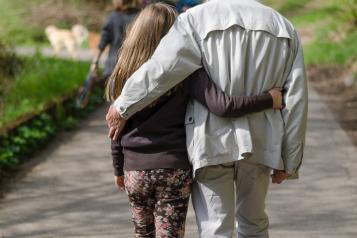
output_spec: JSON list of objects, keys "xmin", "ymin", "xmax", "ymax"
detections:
[
  {"xmin": 191, "ymin": 162, "xmax": 235, "ymax": 238},
  {"xmin": 235, "ymin": 160, "xmax": 271, "ymax": 238},
  {"xmin": 125, "ymin": 171, "xmax": 155, "ymax": 238},
  {"xmin": 153, "ymin": 169, "xmax": 192, "ymax": 238}
]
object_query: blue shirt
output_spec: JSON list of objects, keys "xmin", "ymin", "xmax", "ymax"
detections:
[{"xmin": 176, "ymin": 0, "xmax": 201, "ymax": 12}]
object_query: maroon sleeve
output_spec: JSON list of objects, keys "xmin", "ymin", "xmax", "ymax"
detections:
[
  {"xmin": 111, "ymin": 139, "xmax": 124, "ymax": 176},
  {"xmin": 187, "ymin": 69, "xmax": 273, "ymax": 117}
]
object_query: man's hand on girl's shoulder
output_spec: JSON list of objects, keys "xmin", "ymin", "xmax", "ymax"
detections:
[{"xmin": 106, "ymin": 105, "xmax": 127, "ymax": 140}]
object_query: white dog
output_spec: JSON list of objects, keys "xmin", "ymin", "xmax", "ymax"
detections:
[{"xmin": 45, "ymin": 24, "xmax": 89, "ymax": 58}]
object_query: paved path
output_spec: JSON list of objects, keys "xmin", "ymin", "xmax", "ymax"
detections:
[{"xmin": 1, "ymin": 88, "xmax": 357, "ymax": 237}]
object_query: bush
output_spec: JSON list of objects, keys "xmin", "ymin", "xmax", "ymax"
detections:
[
  {"xmin": 305, "ymin": 31, "xmax": 357, "ymax": 65},
  {"xmin": 0, "ymin": 113, "xmax": 56, "ymax": 167},
  {"xmin": 0, "ymin": 40, "xmax": 23, "ymax": 86},
  {"xmin": 27, "ymin": 0, "xmax": 112, "ymax": 32},
  {"xmin": 263, "ymin": 0, "xmax": 309, "ymax": 15},
  {"xmin": 338, "ymin": 0, "xmax": 357, "ymax": 30},
  {"xmin": 0, "ymin": 40, "xmax": 23, "ymax": 117},
  {"xmin": 0, "ymin": 55, "xmax": 90, "ymax": 127},
  {"xmin": 0, "ymin": 83, "xmax": 105, "ymax": 168},
  {"xmin": 0, "ymin": 0, "xmax": 112, "ymax": 45}
]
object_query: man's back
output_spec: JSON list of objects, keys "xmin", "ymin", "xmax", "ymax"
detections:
[{"xmin": 189, "ymin": 0, "xmax": 295, "ymax": 95}]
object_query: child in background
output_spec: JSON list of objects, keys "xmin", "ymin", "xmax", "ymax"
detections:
[
  {"xmin": 106, "ymin": 3, "xmax": 283, "ymax": 237},
  {"xmin": 77, "ymin": 0, "xmax": 140, "ymax": 108},
  {"xmin": 91, "ymin": 0, "xmax": 141, "ymax": 78}
]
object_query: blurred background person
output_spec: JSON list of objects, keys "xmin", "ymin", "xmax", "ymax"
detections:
[
  {"xmin": 77, "ymin": 0, "xmax": 141, "ymax": 108},
  {"xmin": 91, "ymin": 0, "xmax": 141, "ymax": 78}
]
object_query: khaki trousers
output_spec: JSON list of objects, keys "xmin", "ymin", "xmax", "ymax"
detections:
[{"xmin": 191, "ymin": 160, "xmax": 271, "ymax": 238}]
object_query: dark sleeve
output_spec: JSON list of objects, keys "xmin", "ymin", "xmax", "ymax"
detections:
[
  {"xmin": 111, "ymin": 137, "xmax": 124, "ymax": 176},
  {"xmin": 187, "ymin": 69, "xmax": 273, "ymax": 118},
  {"xmin": 98, "ymin": 13, "xmax": 114, "ymax": 51}
]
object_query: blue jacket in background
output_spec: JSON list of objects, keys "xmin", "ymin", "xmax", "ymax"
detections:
[
  {"xmin": 98, "ymin": 9, "xmax": 139, "ymax": 76},
  {"xmin": 176, "ymin": 0, "xmax": 201, "ymax": 12}
]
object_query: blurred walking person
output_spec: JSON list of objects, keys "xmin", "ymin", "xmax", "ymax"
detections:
[
  {"xmin": 77, "ymin": 0, "xmax": 140, "ymax": 108},
  {"xmin": 92, "ymin": 0, "xmax": 140, "ymax": 77}
]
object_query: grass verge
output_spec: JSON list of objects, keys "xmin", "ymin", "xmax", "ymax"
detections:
[
  {"xmin": 0, "ymin": 0, "xmax": 45, "ymax": 46},
  {"xmin": 305, "ymin": 31, "xmax": 357, "ymax": 65},
  {"xmin": 0, "ymin": 55, "xmax": 90, "ymax": 127},
  {"xmin": 0, "ymin": 0, "xmax": 108, "ymax": 46},
  {"xmin": 266, "ymin": 0, "xmax": 357, "ymax": 66},
  {"xmin": 263, "ymin": 0, "xmax": 310, "ymax": 15},
  {"xmin": 0, "ymin": 84, "xmax": 105, "ymax": 170}
]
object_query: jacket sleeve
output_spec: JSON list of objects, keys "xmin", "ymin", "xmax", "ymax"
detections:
[
  {"xmin": 111, "ymin": 139, "xmax": 124, "ymax": 176},
  {"xmin": 111, "ymin": 126, "xmax": 127, "ymax": 176},
  {"xmin": 113, "ymin": 12, "xmax": 202, "ymax": 119},
  {"xmin": 281, "ymin": 31, "xmax": 308, "ymax": 178},
  {"xmin": 98, "ymin": 13, "xmax": 113, "ymax": 51},
  {"xmin": 187, "ymin": 69, "xmax": 273, "ymax": 117}
]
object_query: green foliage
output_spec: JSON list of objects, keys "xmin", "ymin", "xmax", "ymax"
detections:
[
  {"xmin": 279, "ymin": 0, "xmax": 309, "ymax": 15},
  {"xmin": 0, "ymin": 113, "xmax": 56, "ymax": 168},
  {"xmin": 0, "ymin": 55, "xmax": 89, "ymax": 127},
  {"xmin": 266, "ymin": 0, "xmax": 356, "ymax": 66},
  {"xmin": 263, "ymin": 0, "xmax": 309, "ymax": 15},
  {"xmin": 0, "ymin": 40, "xmax": 23, "ymax": 120},
  {"xmin": 287, "ymin": 0, "xmax": 357, "ymax": 66},
  {"xmin": 0, "ymin": 40, "xmax": 22, "ymax": 97},
  {"xmin": 0, "ymin": 40, "xmax": 23, "ymax": 78},
  {"xmin": 290, "ymin": 6, "xmax": 338, "ymax": 27},
  {"xmin": 304, "ymin": 31, "xmax": 357, "ymax": 65},
  {"xmin": 0, "ymin": 53, "xmax": 95, "ymax": 169},
  {"xmin": 0, "ymin": 85, "xmax": 105, "ymax": 168},
  {"xmin": 0, "ymin": 0, "xmax": 111, "ymax": 46},
  {"xmin": 337, "ymin": 0, "xmax": 357, "ymax": 29},
  {"xmin": 0, "ymin": 0, "xmax": 45, "ymax": 46}
]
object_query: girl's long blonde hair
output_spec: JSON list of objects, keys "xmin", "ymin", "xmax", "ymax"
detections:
[{"xmin": 105, "ymin": 3, "xmax": 178, "ymax": 101}]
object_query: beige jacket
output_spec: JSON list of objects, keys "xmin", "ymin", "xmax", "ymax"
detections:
[{"xmin": 113, "ymin": 0, "xmax": 308, "ymax": 177}]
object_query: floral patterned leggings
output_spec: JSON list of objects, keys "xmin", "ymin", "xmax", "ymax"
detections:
[{"xmin": 124, "ymin": 169, "xmax": 192, "ymax": 238}]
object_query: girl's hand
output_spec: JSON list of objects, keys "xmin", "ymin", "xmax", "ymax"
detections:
[
  {"xmin": 114, "ymin": 175, "xmax": 125, "ymax": 190},
  {"xmin": 268, "ymin": 88, "xmax": 283, "ymax": 109}
]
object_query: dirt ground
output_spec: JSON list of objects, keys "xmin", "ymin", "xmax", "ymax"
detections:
[{"xmin": 308, "ymin": 65, "xmax": 357, "ymax": 146}]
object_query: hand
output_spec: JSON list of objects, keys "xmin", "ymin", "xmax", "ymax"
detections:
[
  {"xmin": 268, "ymin": 87, "xmax": 284, "ymax": 110},
  {"xmin": 114, "ymin": 175, "xmax": 125, "ymax": 190},
  {"xmin": 271, "ymin": 169, "xmax": 289, "ymax": 184},
  {"xmin": 90, "ymin": 63, "xmax": 98, "ymax": 77},
  {"xmin": 106, "ymin": 105, "xmax": 127, "ymax": 140}
]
